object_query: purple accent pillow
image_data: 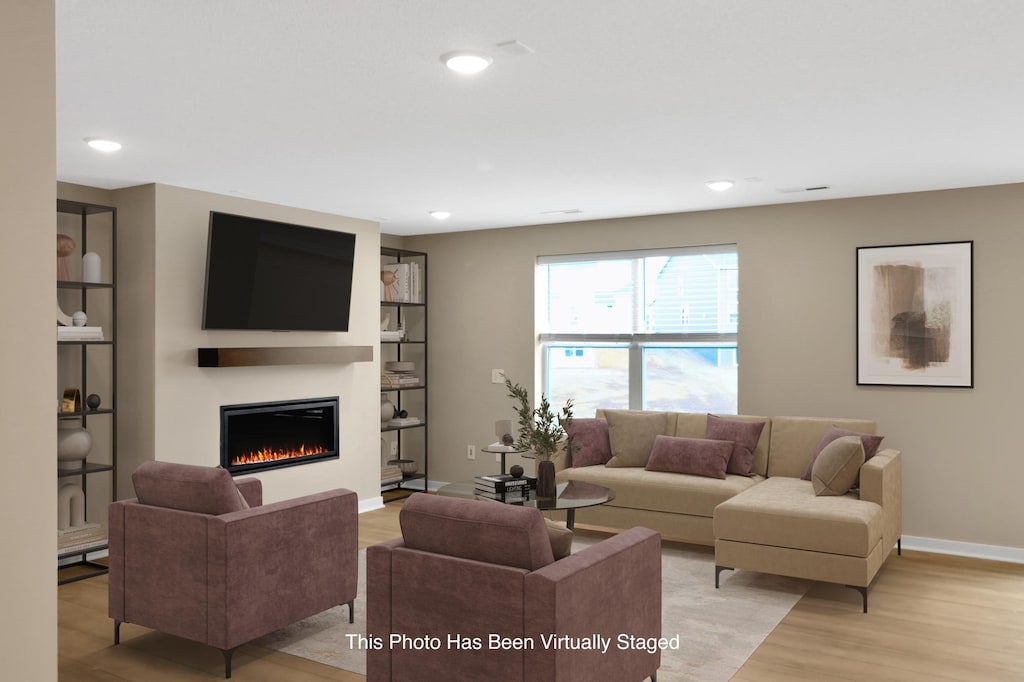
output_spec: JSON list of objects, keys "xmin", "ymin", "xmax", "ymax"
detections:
[
  {"xmin": 802, "ymin": 427, "xmax": 885, "ymax": 481},
  {"xmin": 705, "ymin": 414, "xmax": 766, "ymax": 476},
  {"xmin": 564, "ymin": 418, "xmax": 612, "ymax": 467},
  {"xmin": 645, "ymin": 435, "xmax": 733, "ymax": 479}
]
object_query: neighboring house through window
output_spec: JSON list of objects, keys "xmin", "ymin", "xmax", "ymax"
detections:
[{"xmin": 538, "ymin": 245, "xmax": 738, "ymax": 418}]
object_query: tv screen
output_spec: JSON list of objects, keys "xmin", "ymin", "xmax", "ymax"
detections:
[{"xmin": 202, "ymin": 211, "xmax": 356, "ymax": 331}]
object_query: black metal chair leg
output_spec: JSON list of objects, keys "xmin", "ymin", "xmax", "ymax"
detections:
[
  {"xmin": 650, "ymin": 671, "xmax": 657, "ymax": 682},
  {"xmin": 714, "ymin": 565, "xmax": 733, "ymax": 588},
  {"xmin": 347, "ymin": 599, "xmax": 354, "ymax": 624},
  {"xmin": 898, "ymin": 537, "xmax": 902, "ymax": 556},
  {"xmin": 223, "ymin": 647, "xmax": 236, "ymax": 678},
  {"xmin": 113, "ymin": 620, "xmax": 122, "ymax": 645},
  {"xmin": 845, "ymin": 585, "xmax": 868, "ymax": 613}
]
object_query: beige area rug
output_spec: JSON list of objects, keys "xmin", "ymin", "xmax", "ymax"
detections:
[{"xmin": 256, "ymin": 535, "xmax": 808, "ymax": 682}]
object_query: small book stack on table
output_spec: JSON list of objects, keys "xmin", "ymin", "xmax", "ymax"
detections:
[{"xmin": 473, "ymin": 473, "xmax": 537, "ymax": 501}]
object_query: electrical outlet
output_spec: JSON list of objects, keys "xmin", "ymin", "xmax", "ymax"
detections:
[
  {"xmin": 491, "ymin": 369, "xmax": 505, "ymax": 384},
  {"xmin": 467, "ymin": 444, "xmax": 476, "ymax": 460},
  {"xmin": 389, "ymin": 440, "xmax": 399, "ymax": 456}
]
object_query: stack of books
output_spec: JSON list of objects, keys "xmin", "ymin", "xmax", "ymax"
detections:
[
  {"xmin": 473, "ymin": 473, "xmax": 537, "ymax": 500},
  {"xmin": 57, "ymin": 325, "xmax": 104, "ymax": 341},
  {"xmin": 381, "ymin": 372, "xmax": 421, "ymax": 389},
  {"xmin": 381, "ymin": 464, "xmax": 404, "ymax": 485},
  {"xmin": 380, "ymin": 262, "xmax": 423, "ymax": 303}
]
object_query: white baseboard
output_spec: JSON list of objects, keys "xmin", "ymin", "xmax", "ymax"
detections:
[
  {"xmin": 902, "ymin": 535, "xmax": 1024, "ymax": 565},
  {"xmin": 359, "ymin": 496, "xmax": 384, "ymax": 514}
]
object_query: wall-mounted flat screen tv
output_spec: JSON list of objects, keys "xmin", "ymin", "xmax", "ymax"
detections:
[{"xmin": 202, "ymin": 211, "xmax": 356, "ymax": 331}]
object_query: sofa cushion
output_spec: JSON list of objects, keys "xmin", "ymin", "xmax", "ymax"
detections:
[
  {"xmin": 557, "ymin": 464, "xmax": 762, "ymax": 518},
  {"xmin": 673, "ymin": 413, "xmax": 772, "ymax": 477},
  {"xmin": 603, "ymin": 410, "xmax": 673, "ymax": 468},
  {"xmin": 767, "ymin": 416, "xmax": 878, "ymax": 478},
  {"xmin": 811, "ymin": 436, "xmax": 865, "ymax": 496},
  {"xmin": 706, "ymin": 414, "xmax": 766, "ymax": 476},
  {"xmin": 565, "ymin": 418, "xmax": 612, "ymax": 467},
  {"xmin": 802, "ymin": 426, "xmax": 885, "ymax": 481},
  {"xmin": 714, "ymin": 477, "xmax": 883, "ymax": 557},
  {"xmin": 645, "ymin": 435, "xmax": 732, "ymax": 479},
  {"xmin": 399, "ymin": 493, "xmax": 554, "ymax": 571},
  {"xmin": 132, "ymin": 461, "xmax": 245, "ymax": 516},
  {"xmin": 544, "ymin": 518, "xmax": 574, "ymax": 560}
]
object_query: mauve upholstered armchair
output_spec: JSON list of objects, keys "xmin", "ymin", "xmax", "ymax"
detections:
[
  {"xmin": 108, "ymin": 461, "xmax": 358, "ymax": 678},
  {"xmin": 367, "ymin": 493, "xmax": 662, "ymax": 682}
]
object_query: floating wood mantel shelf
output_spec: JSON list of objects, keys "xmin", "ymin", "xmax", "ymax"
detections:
[{"xmin": 198, "ymin": 346, "xmax": 374, "ymax": 368}]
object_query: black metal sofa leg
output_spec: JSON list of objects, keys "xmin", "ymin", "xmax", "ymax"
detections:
[
  {"xmin": 845, "ymin": 585, "xmax": 868, "ymax": 613},
  {"xmin": 714, "ymin": 565, "xmax": 733, "ymax": 588},
  {"xmin": 223, "ymin": 647, "xmax": 237, "ymax": 678},
  {"xmin": 113, "ymin": 620, "xmax": 122, "ymax": 645},
  {"xmin": 348, "ymin": 599, "xmax": 355, "ymax": 624}
]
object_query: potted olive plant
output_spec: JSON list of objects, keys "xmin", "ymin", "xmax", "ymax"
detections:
[{"xmin": 503, "ymin": 375, "xmax": 577, "ymax": 498}]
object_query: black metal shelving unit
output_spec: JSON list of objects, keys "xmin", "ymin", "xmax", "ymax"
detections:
[
  {"xmin": 380, "ymin": 247, "xmax": 427, "ymax": 501},
  {"xmin": 56, "ymin": 199, "xmax": 117, "ymax": 584}
]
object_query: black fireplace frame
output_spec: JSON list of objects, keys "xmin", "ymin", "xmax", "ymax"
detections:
[{"xmin": 220, "ymin": 396, "xmax": 339, "ymax": 475}]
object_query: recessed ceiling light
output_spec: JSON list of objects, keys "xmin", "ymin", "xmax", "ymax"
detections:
[
  {"xmin": 441, "ymin": 51, "xmax": 493, "ymax": 75},
  {"xmin": 705, "ymin": 179, "xmax": 735, "ymax": 192},
  {"xmin": 429, "ymin": 210, "xmax": 451, "ymax": 220},
  {"xmin": 84, "ymin": 137, "xmax": 122, "ymax": 152}
]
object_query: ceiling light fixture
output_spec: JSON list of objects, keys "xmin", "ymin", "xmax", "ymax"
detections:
[
  {"xmin": 441, "ymin": 51, "xmax": 493, "ymax": 75},
  {"xmin": 85, "ymin": 137, "xmax": 122, "ymax": 152},
  {"xmin": 705, "ymin": 179, "xmax": 735, "ymax": 192},
  {"xmin": 429, "ymin": 210, "xmax": 451, "ymax": 220}
]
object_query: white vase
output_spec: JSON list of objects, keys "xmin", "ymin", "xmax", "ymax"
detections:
[
  {"xmin": 82, "ymin": 251, "xmax": 101, "ymax": 283},
  {"xmin": 381, "ymin": 395, "xmax": 396, "ymax": 423},
  {"xmin": 57, "ymin": 422, "xmax": 92, "ymax": 470}
]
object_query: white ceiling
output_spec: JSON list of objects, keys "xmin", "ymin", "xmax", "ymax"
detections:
[{"xmin": 56, "ymin": 0, "xmax": 1024, "ymax": 236}]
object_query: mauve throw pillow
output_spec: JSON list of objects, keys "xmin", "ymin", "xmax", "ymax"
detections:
[
  {"xmin": 802, "ymin": 426, "xmax": 885, "ymax": 481},
  {"xmin": 645, "ymin": 435, "xmax": 733, "ymax": 479},
  {"xmin": 811, "ymin": 436, "xmax": 865, "ymax": 496},
  {"xmin": 564, "ymin": 418, "xmax": 612, "ymax": 467},
  {"xmin": 705, "ymin": 414, "xmax": 766, "ymax": 476}
]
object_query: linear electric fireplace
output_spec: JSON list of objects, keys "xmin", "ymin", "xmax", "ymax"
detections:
[{"xmin": 220, "ymin": 397, "xmax": 339, "ymax": 475}]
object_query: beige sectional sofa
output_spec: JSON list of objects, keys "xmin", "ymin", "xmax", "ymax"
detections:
[{"xmin": 551, "ymin": 409, "xmax": 902, "ymax": 611}]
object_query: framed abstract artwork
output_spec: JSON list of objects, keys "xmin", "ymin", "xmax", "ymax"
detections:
[{"xmin": 856, "ymin": 241, "xmax": 973, "ymax": 387}]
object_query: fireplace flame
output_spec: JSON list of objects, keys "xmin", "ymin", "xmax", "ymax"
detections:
[{"xmin": 230, "ymin": 443, "xmax": 329, "ymax": 466}]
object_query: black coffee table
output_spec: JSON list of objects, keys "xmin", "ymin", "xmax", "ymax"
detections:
[{"xmin": 437, "ymin": 479, "xmax": 614, "ymax": 530}]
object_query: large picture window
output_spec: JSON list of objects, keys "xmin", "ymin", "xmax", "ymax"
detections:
[{"xmin": 538, "ymin": 245, "xmax": 738, "ymax": 417}]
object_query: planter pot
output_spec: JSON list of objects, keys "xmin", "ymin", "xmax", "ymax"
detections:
[{"xmin": 536, "ymin": 459, "xmax": 557, "ymax": 498}]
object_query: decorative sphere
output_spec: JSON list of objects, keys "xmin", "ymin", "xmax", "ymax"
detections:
[
  {"xmin": 501, "ymin": 433, "xmax": 514, "ymax": 446},
  {"xmin": 509, "ymin": 464, "xmax": 525, "ymax": 478},
  {"xmin": 86, "ymin": 393, "xmax": 101, "ymax": 410},
  {"xmin": 72, "ymin": 311, "xmax": 88, "ymax": 327}
]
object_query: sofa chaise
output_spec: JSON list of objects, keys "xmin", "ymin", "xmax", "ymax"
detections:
[{"xmin": 551, "ymin": 409, "xmax": 901, "ymax": 611}]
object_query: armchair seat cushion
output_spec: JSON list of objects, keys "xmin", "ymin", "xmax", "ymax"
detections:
[{"xmin": 714, "ymin": 477, "xmax": 883, "ymax": 558}]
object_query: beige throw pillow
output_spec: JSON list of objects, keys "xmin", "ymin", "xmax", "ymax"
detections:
[
  {"xmin": 544, "ymin": 518, "xmax": 574, "ymax": 560},
  {"xmin": 604, "ymin": 410, "xmax": 672, "ymax": 467},
  {"xmin": 811, "ymin": 436, "xmax": 865, "ymax": 496}
]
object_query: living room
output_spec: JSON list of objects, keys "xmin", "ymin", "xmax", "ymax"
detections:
[{"xmin": 5, "ymin": 2, "xmax": 1024, "ymax": 680}]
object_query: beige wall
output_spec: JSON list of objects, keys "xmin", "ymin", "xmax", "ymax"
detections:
[
  {"xmin": 406, "ymin": 183, "xmax": 1024, "ymax": 552},
  {"xmin": 0, "ymin": 1, "xmax": 57, "ymax": 678},
  {"xmin": 111, "ymin": 184, "xmax": 382, "ymax": 504}
]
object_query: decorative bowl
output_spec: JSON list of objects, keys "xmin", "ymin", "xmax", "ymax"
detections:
[{"xmin": 387, "ymin": 458, "xmax": 418, "ymax": 474}]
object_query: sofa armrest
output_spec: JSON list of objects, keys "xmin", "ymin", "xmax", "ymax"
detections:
[
  {"xmin": 234, "ymin": 476, "xmax": 262, "ymax": 507},
  {"xmin": 524, "ymin": 527, "xmax": 662, "ymax": 682},
  {"xmin": 860, "ymin": 449, "xmax": 902, "ymax": 550},
  {"xmin": 366, "ymin": 537, "xmax": 404, "ymax": 682},
  {"xmin": 206, "ymin": 488, "xmax": 358, "ymax": 650}
]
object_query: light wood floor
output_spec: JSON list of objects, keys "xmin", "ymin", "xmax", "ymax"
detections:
[{"xmin": 58, "ymin": 499, "xmax": 1024, "ymax": 681}]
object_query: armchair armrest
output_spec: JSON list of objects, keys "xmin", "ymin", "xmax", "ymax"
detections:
[
  {"xmin": 525, "ymin": 527, "xmax": 662, "ymax": 682},
  {"xmin": 366, "ymin": 537, "xmax": 404, "ymax": 682},
  {"xmin": 859, "ymin": 449, "xmax": 902, "ymax": 550},
  {"xmin": 206, "ymin": 488, "xmax": 358, "ymax": 650}
]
